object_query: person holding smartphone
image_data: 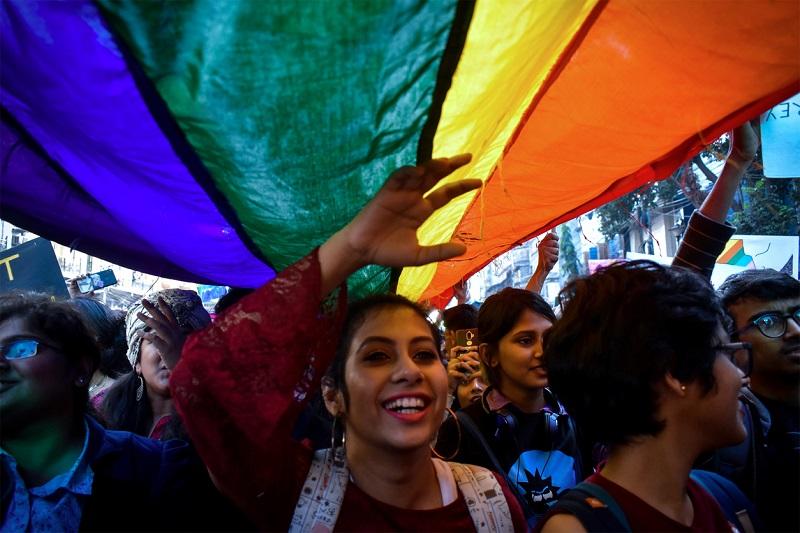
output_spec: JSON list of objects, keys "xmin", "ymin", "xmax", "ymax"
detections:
[
  {"xmin": 435, "ymin": 288, "xmax": 583, "ymax": 528},
  {"xmin": 446, "ymin": 344, "xmax": 486, "ymax": 409}
]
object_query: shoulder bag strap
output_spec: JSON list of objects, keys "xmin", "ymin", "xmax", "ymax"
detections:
[
  {"xmin": 573, "ymin": 481, "xmax": 631, "ymax": 531},
  {"xmin": 289, "ymin": 447, "xmax": 349, "ymax": 533},
  {"xmin": 690, "ymin": 469, "xmax": 758, "ymax": 533}
]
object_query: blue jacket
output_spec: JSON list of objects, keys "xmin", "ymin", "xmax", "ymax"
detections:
[{"xmin": 2, "ymin": 416, "xmax": 248, "ymax": 531}]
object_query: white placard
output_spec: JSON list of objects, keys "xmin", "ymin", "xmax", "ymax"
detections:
[{"xmin": 761, "ymin": 93, "xmax": 800, "ymax": 178}]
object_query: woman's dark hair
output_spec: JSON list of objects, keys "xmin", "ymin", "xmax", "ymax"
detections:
[
  {"xmin": 325, "ymin": 293, "xmax": 442, "ymax": 406},
  {"xmin": 102, "ymin": 371, "xmax": 187, "ymax": 440},
  {"xmin": 477, "ymin": 287, "xmax": 557, "ymax": 387},
  {"xmin": 0, "ymin": 292, "xmax": 100, "ymax": 413},
  {"xmin": 443, "ymin": 304, "xmax": 478, "ymax": 331},
  {"xmin": 70, "ymin": 297, "xmax": 131, "ymax": 378},
  {"xmin": 544, "ymin": 260, "xmax": 726, "ymax": 447}
]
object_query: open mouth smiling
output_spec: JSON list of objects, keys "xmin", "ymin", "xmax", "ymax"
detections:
[
  {"xmin": 382, "ymin": 395, "xmax": 430, "ymax": 414},
  {"xmin": 380, "ymin": 394, "xmax": 434, "ymax": 422}
]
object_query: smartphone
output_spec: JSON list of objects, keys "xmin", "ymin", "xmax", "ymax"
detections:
[
  {"xmin": 455, "ymin": 328, "xmax": 479, "ymax": 348},
  {"xmin": 77, "ymin": 269, "xmax": 118, "ymax": 293}
]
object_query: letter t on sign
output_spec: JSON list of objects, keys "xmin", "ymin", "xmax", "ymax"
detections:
[{"xmin": 0, "ymin": 254, "xmax": 20, "ymax": 281}]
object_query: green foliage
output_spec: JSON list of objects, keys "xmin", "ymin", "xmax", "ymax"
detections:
[
  {"xmin": 731, "ymin": 177, "xmax": 800, "ymax": 236},
  {"xmin": 596, "ymin": 178, "xmax": 681, "ymax": 241},
  {"xmin": 559, "ymin": 224, "xmax": 580, "ymax": 281},
  {"xmin": 595, "ymin": 143, "xmax": 800, "ymax": 243}
]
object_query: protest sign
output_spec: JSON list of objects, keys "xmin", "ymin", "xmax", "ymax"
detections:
[
  {"xmin": 0, "ymin": 238, "xmax": 69, "ymax": 299},
  {"xmin": 761, "ymin": 93, "xmax": 800, "ymax": 178}
]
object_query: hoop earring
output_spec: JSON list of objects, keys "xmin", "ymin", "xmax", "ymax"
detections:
[
  {"xmin": 135, "ymin": 375, "xmax": 144, "ymax": 402},
  {"xmin": 431, "ymin": 407, "xmax": 461, "ymax": 461},
  {"xmin": 329, "ymin": 416, "xmax": 347, "ymax": 450},
  {"xmin": 330, "ymin": 415, "xmax": 339, "ymax": 451},
  {"xmin": 329, "ymin": 416, "xmax": 346, "ymax": 467}
]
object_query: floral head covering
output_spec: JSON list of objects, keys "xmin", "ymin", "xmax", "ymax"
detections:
[{"xmin": 125, "ymin": 289, "xmax": 211, "ymax": 367}]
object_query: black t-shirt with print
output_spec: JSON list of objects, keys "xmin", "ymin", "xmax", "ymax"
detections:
[{"xmin": 435, "ymin": 389, "xmax": 584, "ymax": 525}]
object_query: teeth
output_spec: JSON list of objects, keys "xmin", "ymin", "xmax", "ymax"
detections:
[{"xmin": 383, "ymin": 397, "xmax": 425, "ymax": 411}]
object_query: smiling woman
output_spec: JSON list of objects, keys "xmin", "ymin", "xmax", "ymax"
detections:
[
  {"xmin": 322, "ymin": 296, "xmax": 448, "ymax": 458},
  {"xmin": 170, "ymin": 156, "xmax": 528, "ymax": 531}
]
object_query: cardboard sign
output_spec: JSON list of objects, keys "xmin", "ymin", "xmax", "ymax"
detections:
[
  {"xmin": 0, "ymin": 238, "xmax": 70, "ymax": 299},
  {"xmin": 711, "ymin": 234, "xmax": 799, "ymax": 287},
  {"xmin": 761, "ymin": 93, "xmax": 800, "ymax": 178},
  {"xmin": 627, "ymin": 235, "xmax": 799, "ymax": 288}
]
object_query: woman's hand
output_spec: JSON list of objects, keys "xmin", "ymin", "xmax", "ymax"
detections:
[
  {"xmin": 697, "ymin": 119, "xmax": 760, "ymax": 223},
  {"xmin": 729, "ymin": 120, "xmax": 759, "ymax": 163},
  {"xmin": 526, "ymin": 232, "xmax": 559, "ymax": 293},
  {"xmin": 138, "ymin": 298, "xmax": 186, "ymax": 370},
  {"xmin": 446, "ymin": 346, "xmax": 481, "ymax": 395},
  {"xmin": 319, "ymin": 154, "xmax": 479, "ymax": 295}
]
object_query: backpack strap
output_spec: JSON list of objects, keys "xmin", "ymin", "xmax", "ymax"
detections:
[
  {"xmin": 290, "ymin": 449, "xmax": 517, "ymax": 533},
  {"xmin": 689, "ymin": 469, "xmax": 760, "ymax": 533},
  {"xmin": 549, "ymin": 481, "xmax": 630, "ymax": 532},
  {"xmin": 448, "ymin": 462, "xmax": 515, "ymax": 532},
  {"xmin": 289, "ymin": 447, "xmax": 349, "ymax": 533}
]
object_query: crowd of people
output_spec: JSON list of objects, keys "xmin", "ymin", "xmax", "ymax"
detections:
[{"xmin": 1, "ymin": 121, "xmax": 798, "ymax": 532}]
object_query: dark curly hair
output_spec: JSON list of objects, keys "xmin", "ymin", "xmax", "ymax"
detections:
[
  {"xmin": 543, "ymin": 260, "xmax": 726, "ymax": 447},
  {"xmin": 442, "ymin": 304, "xmax": 478, "ymax": 331},
  {"xmin": 0, "ymin": 292, "xmax": 100, "ymax": 414},
  {"xmin": 325, "ymin": 293, "xmax": 442, "ymax": 407},
  {"xmin": 478, "ymin": 287, "xmax": 557, "ymax": 388},
  {"xmin": 718, "ymin": 269, "xmax": 800, "ymax": 309}
]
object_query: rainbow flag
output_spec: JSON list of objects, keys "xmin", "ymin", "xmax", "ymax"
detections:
[
  {"xmin": 718, "ymin": 239, "xmax": 756, "ymax": 268},
  {"xmin": 2, "ymin": 1, "xmax": 798, "ymax": 301}
]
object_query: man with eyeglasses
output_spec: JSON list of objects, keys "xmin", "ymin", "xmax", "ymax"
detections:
[
  {"xmin": 669, "ymin": 118, "xmax": 798, "ymax": 531},
  {"xmin": 717, "ymin": 269, "xmax": 800, "ymax": 533}
]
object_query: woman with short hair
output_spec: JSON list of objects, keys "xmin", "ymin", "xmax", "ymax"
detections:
[{"xmin": 538, "ymin": 260, "xmax": 751, "ymax": 532}]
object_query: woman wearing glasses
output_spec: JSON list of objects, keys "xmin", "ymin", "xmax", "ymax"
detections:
[
  {"xmin": 537, "ymin": 261, "xmax": 755, "ymax": 532},
  {"xmin": 0, "ymin": 293, "xmax": 246, "ymax": 531}
]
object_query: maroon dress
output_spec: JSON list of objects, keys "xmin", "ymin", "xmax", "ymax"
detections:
[{"xmin": 171, "ymin": 250, "xmax": 527, "ymax": 531}]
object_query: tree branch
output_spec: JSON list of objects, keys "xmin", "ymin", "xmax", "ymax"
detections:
[{"xmin": 692, "ymin": 155, "xmax": 718, "ymax": 183}]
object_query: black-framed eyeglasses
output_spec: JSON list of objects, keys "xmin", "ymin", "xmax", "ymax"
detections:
[
  {"xmin": 714, "ymin": 342, "xmax": 753, "ymax": 378},
  {"xmin": 737, "ymin": 308, "xmax": 800, "ymax": 339},
  {"xmin": 0, "ymin": 338, "xmax": 58, "ymax": 360}
]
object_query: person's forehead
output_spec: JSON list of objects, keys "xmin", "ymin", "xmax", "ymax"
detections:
[
  {"xmin": 509, "ymin": 308, "xmax": 553, "ymax": 333},
  {"xmin": 730, "ymin": 297, "xmax": 800, "ymax": 319},
  {"xmin": 351, "ymin": 306, "xmax": 434, "ymax": 344},
  {"xmin": 0, "ymin": 316, "xmax": 44, "ymax": 342}
]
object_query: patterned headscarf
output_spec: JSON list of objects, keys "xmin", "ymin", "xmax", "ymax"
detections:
[{"xmin": 125, "ymin": 289, "xmax": 211, "ymax": 367}]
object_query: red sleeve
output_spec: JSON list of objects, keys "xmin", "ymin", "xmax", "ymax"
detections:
[
  {"xmin": 170, "ymin": 249, "xmax": 346, "ymax": 529},
  {"xmin": 495, "ymin": 474, "xmax": 530, "ymax": 532}
]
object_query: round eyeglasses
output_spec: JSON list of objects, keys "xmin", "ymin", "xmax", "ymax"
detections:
[
  {"xmin": 738, "ymin": 308, "xmax": 800, "ymax": 339},
  {"xmin": 0, "ymin": 338, "xmax": 58, "ymax": 360},
  {"xmin": 714, "ymin": 342, "xmax": 753, "ymax": 378}
]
